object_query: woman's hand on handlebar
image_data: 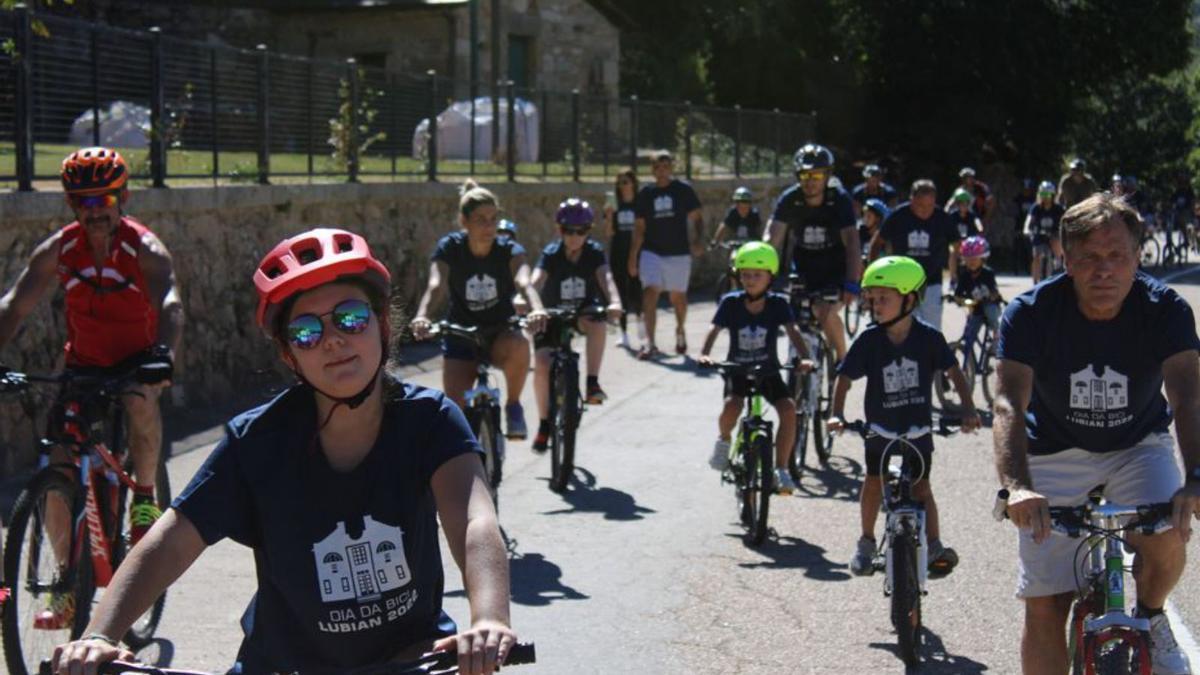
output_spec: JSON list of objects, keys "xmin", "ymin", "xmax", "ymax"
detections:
[
  {"xmin": 697, "ymin": 354, "xmax": 715, "ymax": 368},
  {"xmin": 410, "ymin": 316, "xmax": 433, "ymax": 340},
  {"xmin": 825, "ymin": 415, "xmax": 846, "ymax": 434},
  {"xmin": 525, "ymin": 309, "xmax": 548, "ymax": 334},
  {"xmin": 52, "ymin": 636, "xmax": 134, "ymax": 675},
  {"xmin": 605, "ymin": 302, "xmax": 624, "ymax": 324},
  {"xmin": 430, "ymin": 620, "xmax": 518, "ymax": 675}
]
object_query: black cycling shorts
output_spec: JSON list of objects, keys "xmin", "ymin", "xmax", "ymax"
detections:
[
  {"xmin": 442, "ymin": 324, "xmax": 515, "ymax": 362},
  {"xmin": 533, "ymin": 315, "xmax": 604, "ymax": 351},
  {"xmin": 723, "ymin": 370, "xmax": 790, "ymax": 403},
  {"xmin": 864, "ymin": 433, "xmax": 934, "ymax": 480}
]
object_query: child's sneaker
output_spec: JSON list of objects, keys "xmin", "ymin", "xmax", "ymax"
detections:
[
  {"xmin": 928, "ymin": 539, "xmax": 959, "ymax": 578},
  {"xmin": 774, "ymin": 467, "xmax": 797, "ymax": 495},
  {"xmin": 710, "ymin": 439, "xmax": 731, "ymax": 471},
  {"xmin": 850, "ymin": 536, "xmax": 876, "ymax": 576}
]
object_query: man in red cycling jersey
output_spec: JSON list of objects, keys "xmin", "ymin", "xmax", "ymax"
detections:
[{"xmin": 0, "ymin": 147, "xmax": 183, "ymax": 627}]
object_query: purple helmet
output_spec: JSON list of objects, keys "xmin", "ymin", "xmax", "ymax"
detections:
[
  {"xmin": 961, "ymin": 235, "xmax": 990, "ymax": 259},
  {"xmin": 555, "ymin": 198, "xmax": 594, "ymax": 227}
]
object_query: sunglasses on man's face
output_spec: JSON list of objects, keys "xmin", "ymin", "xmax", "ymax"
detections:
[
  {"xmin": 286, "ymin": 298, "xmax": 372, "ymax": 350},
  {"xmin": 71, "ymin": 193, "xmax": 119, "ymax": 210},
  {"xmin": 562, "ymin": 227, "xmax": 590, "ymax": 236},
  {"xmin": 798, "ymin": 170, "xmax": 829, "ymax": 182}
]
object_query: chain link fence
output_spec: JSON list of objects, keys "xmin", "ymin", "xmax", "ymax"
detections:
[{"xmin": 2, "ymin": 8, "xmax": 816, "ymax": 191}]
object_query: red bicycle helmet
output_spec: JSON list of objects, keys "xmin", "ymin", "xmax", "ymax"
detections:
[
  {"xmin": 254, "ymin": 228, "xmax": 391, "ymax": 333},
  {"xmin": 61, "ymin": 147, "xmax": 128, "ymax": 195}
]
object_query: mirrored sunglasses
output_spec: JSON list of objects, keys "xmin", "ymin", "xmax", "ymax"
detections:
[
  {"xmin": 798, "ymin": 170, "xmax": 830, "ymax": 182},
  {"xmin": 286, "ymin": 298, "xmax": 372, "ymax": 350},
  {"xmin": 71, "ymin": 192, "xmax": 119, "ymax": 209}
]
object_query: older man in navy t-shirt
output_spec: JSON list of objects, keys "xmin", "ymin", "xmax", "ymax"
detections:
[{"xmin": 993, "ymin": 192, "xmax": 1200, "ymax": 675}]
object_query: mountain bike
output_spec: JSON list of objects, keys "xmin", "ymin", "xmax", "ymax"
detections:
[
  {"xmin": 38, "ymin": 641, "xmax": 538, "ymax": 675},
  {"xmin": 542, "ymin": 305, "xmax": 609, "ymax": 493},
  {"xmin": 2, "ymin": 367, "xmax": 171, "ymax": 675},
  {"xmin": 707, "ymin": 361, "xmax": 794, "ymax": 546},
  {"xmin": 786, "ymin": 276, "xmax": 838, "ymax": 479},
  {"xmin": 1139, "ymin": 229, "xmax": 1161, "ymax": 268},
  {"xmin": 840, "ymin": 420, "xmax": 931, "ymax": 667},
  {"xmin": 709, "ymin": 239, "xmax": 747, "ymax": 300},
  {"xmin": 994, "ymin": 488, "xmax": 1173, "ymax": 675},
  {"xmin": 1158, "ymin": 215, "xmax": 1189, "ymax": 268},
  {"xmin": 937, "ymin": 295, "xmax": 1002, "ymax": 412},
  {"xmin": 427, "ymin": 319, "xmax": 523, "ymax": 513}
]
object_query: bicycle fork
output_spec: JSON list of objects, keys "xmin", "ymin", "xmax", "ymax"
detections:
[{"xmin": 883, "ymin": 511, "xmax": 928, "ymax": 597}]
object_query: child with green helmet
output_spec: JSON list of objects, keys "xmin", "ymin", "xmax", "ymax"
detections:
[
  {"xmin": 828, "ymin": 255, "xmax": 980, "ymax": 578},
  {"xmin": 949, "ymin": 187, "xmax": 984, "ymax": 241},
  {"xmin": 699, "ymin": 242, "xmax": 814, "ymax": 495}
]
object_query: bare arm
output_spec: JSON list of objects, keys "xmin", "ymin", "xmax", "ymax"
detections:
[
  {"xmin": 596, "ymin": 265, "xmax": 621, "ymax": 308},
  {"xmin": 138, "ymin": 232, "xmax": 184, "ymax": 355},
  {"xmin": 831, "ymin": 374, "xmax": 852, "ymax": 418},
  {"xmin": 604, "ymin": 205, "xmax": 616, "ymax": 239},
  {"xmin": 1162, "ymin": 349, "xmax": 1200, "ymax": 540},
  {"xmin": 0, "ymin": 231, "xmax": 61, "ymax": 351},
  {"xmin": 698, "ymin": 324, "xmax": 722, "ymax": 359},
  {"xmin": 841, "ymin": 227, "xmax": 863, "ymax": 283},
  {"xmin": 868, "ymin": 228, "xmax": 888, "ymax": 261},
  {"xmin": 710, "ymin": 222, "xmax": 727, "ymax": 245},
  {"xmin": 992, "ymin": 359, "xmax": 1052, "ymax": 540},
  {"xmin": 511, "ymin": 255, "xmax": 544, "ymax": 314},
  {"xmin": 529, "ymin": 267, "xmax": 547, "ymax": 294},
  {"xmin": 629, "ymin": 217, "xmax": 646, "ymax": 276},
  {"xmin": 783, "ymin": 323, "xmax": 812, "ymax": 360},
  {"xmin": 689, "ymin": 208, "xmax": 705, "ymax": 254},
  {"xmin": 414, "ymin": 261, "xmax": 448, "ymax": 321}
]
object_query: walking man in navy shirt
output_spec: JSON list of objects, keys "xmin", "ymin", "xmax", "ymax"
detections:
[{"xmin": 993, "ymin": 192, "xmax": 1200, "ymax": 675}]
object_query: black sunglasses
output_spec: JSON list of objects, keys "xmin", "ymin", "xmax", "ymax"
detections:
[{"xmin": 286, "ymin": 298, "xmax": 372, "ymax": 350}]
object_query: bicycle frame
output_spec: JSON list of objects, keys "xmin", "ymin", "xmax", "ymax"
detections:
[{"xmin": 876, "ymin": 437, "xmax": 929, "ymax": 597}]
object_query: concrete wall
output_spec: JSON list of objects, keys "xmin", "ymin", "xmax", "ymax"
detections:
[{"xmin": 0, "ymin": 176, "xmax": 789, "ymax": 475}]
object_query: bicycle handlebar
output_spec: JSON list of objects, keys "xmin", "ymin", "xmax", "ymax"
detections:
[
  {"xmin": 426, "ymin": 316, "xmax": 526, "ymax": 343},
  {"xmin": 40, "ymin": 643, "xmax": 536, "ymax": 675},
  {"xmin": 702, "ymin": 361, "xmax": 797, "ymax": 375},
  {"xmin": 0, "ymin": 366, "xmax": 140, "ymax": 397},
  {"xmin": 543, "ymin": 305, "xmax": 613, "ymax": 322},
  {"xmin": 708, "ymin": 239, "xmax": 748, "ymax": 251},
  {"xmin": 991, "ymin": 488, "xmax": 1174, "ymax": 537}
]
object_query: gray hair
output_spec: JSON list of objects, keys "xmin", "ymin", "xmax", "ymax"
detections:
[{"xmin": 1060, "ymin": 192, "xmax": 1142, "ymax": 253}]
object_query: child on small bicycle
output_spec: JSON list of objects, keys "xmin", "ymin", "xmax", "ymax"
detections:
[
  {"xmin": 1025, "ymin": 181, "xmax": 1065, "ymax": 283},
  {"xmin": 529, "ymin": 198, "xmax": 624, "ymax": 451},
  {"xmin": 699, "ymin": 242, "xmax": 814, "ymax": 495},
  {"xmin": 710, "ymin": 186, "xmax": 763, "ymax": 245},
  {"xmin": 952, "ymin": 236, "xmax": 1002, "ymax": 368},
  {"xmin": 859, "ymin": 198, "xmax": 889, "ymax": 262},
  {"xmin": 827, "ymin": 256, "xmax": 980, "ymax": 577}
]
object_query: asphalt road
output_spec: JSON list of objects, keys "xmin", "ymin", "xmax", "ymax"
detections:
[{"xmin": 85, "ymin": 269, "xmax": 1200, "ymax": 673}]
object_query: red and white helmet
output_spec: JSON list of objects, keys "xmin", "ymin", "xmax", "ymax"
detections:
[
  {"xmin": 961, "ymin": 235, "xmax": 990, "ymax": 259},
  {"xmin": 254, "ymin": 228, "xmax": 391, "ymax": 333}
]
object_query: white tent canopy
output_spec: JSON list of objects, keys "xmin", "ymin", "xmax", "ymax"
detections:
[{"xmin": 413, "ymin": 96, "xmax": 539, "ymax": 162}]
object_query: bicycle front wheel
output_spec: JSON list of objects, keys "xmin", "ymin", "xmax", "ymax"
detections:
[
  {"xmin": 980, "ymin": 338, "xmax": 998, "ymax": 410},
  {"xmin": 3, "ymin": 470, "xmax": 95, "ymax": 675},
  {"xmin": 745, "ymin": 435, "xmax": 772, "ymax": 546},
  {"xmin": 889, "ymin": 530, "xmax": 922, "ymax": 667},
  {"xmin": 549, "ymin": 359, "xmax": 579, "ymax": 493},
  {"xmin": 473, "ymin": 407, "xmax": 502, "ymax": 513},
  {"xmin": 843, "ymin": 301, "xmax": 862, "ymax": 337},
  {"xmin": 1140, "ymin": 236, "xmax": 1160, "ymax": 268},
  {"xmin": 787, "ymin": 369, "xmax": 812, "ymax": 481},
  {"xmin": 1083, "ymin": 627, "xmax": 1151, "ymax": 675},
  {"xmin": 812, "ymin": 338, "xmax": 836, "ymax": 465},
  {"xmin": 116, "ymin": 454, "xmax": 172, "ymax": 648}
]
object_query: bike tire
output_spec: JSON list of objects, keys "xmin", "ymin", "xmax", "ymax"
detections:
[
  {"xmin": 3, "ymin": 470, "xmax": 95, "ymax": 675},
  {"xmin": 935, "ymin": 341, "xmax": 972, "ymax": 414},
  {"xmin": 715, "ymin": 272, "xmax": 734, "ymax": 302},
  {"xmin": 843, "ymin": 301, "xmax": 861, "ymax": 337},
  {"xmin": 547, "ymin": 361, "xmax": 565, "ymax": 493},
  {"xmin": 474, "ymin": 408, "xmax": 502, "ymax": 513},
  {"xmin": 980, "ymin": 337, "xmax": 998, "ymax": 410},
  {"xmin": 1140, "ymin": 237, "xmax": 1160, "ymax": 268},
  {"xmin": 738, "ymin": 432, "xmax": 758, "ymax": 537},
  {"xmin": 812, "ymin": 338, "xmax": 836, "ymax": 466},
  {"xmin": 116, "ymin": 455, "xmax": 171, "ymax": 648},
  {"xmin": 787, "ymin": 369, "xmax": 812, "ymax": 481},
  {"xmin": 890, "ymin": 529, "xmax": 922, "ymax": 667},
  {"xmin": 549, "ymin": 359, "xmax": 580, "ymax": 493},
  {"xmin": 747, "ymin": 435, "xmax": 772, "ymax": 546},
  {"xmin": 1085, "ymin": 627, "xmax": 1151, "ymax": 675}
]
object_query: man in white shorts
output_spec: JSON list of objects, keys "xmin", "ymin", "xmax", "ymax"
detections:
[
  {"xmin": 627, "ymin": 151, "xmax": 704, "ymax": 359},
  {"xmin": 993, "ymin": 192, "xmax": 1200, "ymax": 675}
]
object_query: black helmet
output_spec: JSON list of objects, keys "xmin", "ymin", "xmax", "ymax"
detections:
[{"xmin": 793, "ymin": 143, "xmax": 834, "ymax": 173}]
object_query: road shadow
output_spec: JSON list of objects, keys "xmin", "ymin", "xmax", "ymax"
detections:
[
  {"xmin": 867, "ymin": 625, "xmax": 990, "ymax": 673},
  {"xmin": 446, "ymin": 545, "xmax": 589, "ymax": 607},
  {"xmin": 795, "ymin": 455, "xmax": 862, "ymax": 502},
  {"xmin": 540, "ymin": 467, "xmax": 656, "ymax": 521},
  {"xmin": 732, "ymin": 533, "xmax": 853, "ymax": 582},
  {"xmin": 628, "ymin": 351, "xmax": 702, "ymax": 373},
  {"xmin": 133, "ymin": 638, "xmax": 177, "ymax": 667}
]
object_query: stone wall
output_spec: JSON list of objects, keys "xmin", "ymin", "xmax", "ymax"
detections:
[{"xmin": 0, "ymin": 176, "xmax": 789, "ymax": 475}]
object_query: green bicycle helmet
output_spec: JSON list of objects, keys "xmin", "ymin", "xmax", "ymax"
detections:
[
  {"xmin": 952, "ymin": 187, "xmax": 972, "ymax": 203},
  {"xmin": 862, "ymin": 256, "xmax": 926, "ymax": 295},
  {"xmin": 733, "ymin": 241, "xmax": 779, "ymax": 276}
]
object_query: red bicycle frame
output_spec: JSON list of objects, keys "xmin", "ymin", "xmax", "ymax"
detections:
[{"xmin": 73, "ymin": 441, "xmax": 137, "ymax": 587}]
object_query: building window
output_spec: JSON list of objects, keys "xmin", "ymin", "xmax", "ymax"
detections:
[{"xmin": 508, "ymin": 35, "xmax": 532, "ymax": 89}]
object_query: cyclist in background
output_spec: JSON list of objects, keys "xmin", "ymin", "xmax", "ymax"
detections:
[
  {"xmin": 828, "ymin": 256, "xmax": 980, "ymax": 578},
  {"xmin": 946, "ymin": 167, "xmax": 994, "ymax": 223},
  {"xmin": 605, "ymin": 169, "xmax": 644, "ymax": 349},
  {"xmin": 410, "ymin": 180, "xmax": 548, "ymax": 439},
  {"xmin": 1024, "ymin": 180, "xmax": 1065, "ymax": 283},
  {"xmin": 529, "ymin": 199, "xmax": 623, "ymax": 451},
  {"xmin": 860, "ymin": 198, "xmax": 890, "ymax": 263},
  {"xmin": 711, "ymin": 186, "xmax": 763, "ymax": 244},
  {"xmin": 948, "ymin": 188, "xmax": 984, "ymax": 241},
  {"xmin": 764, "ymin": 143, "xmax": 862, "ymax": 364},
  {"xmin": 952, "ymin": 236, "xmax": 1002, "ymax": 369},
  {"xmin": 699, "ymin": 242, "xmax": 813, "ymax": 495},
  {"xmin": 0, "ymin": 147, "xmax": 183, "ymax": 627},
  {"xmin": 497, "ymin": 219, "xmax": 529, "ymax": 316},
  {"xmin": 851, "ymin": 164, "xmax": 899, "ymax": 221},
  {"xmin": 53, "ymin": 228, "xmax": 517, "ymax": 675}
]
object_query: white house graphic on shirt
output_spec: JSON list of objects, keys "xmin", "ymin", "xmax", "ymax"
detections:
[
  {"xmin": 312, "ymin": 516, "xmax": 412, "ymax": 604},
  {"xmin": 736, "ymin": 325, "xmax": 768, "ymax": 361},
  {"xmin": 906, "ymin": 230, "xmax": 931, "ymax": 255},
  {"xmin": 802, "ymin": 226, "xmax": 827, "ymax": 248},
  {"xmin": 653, "ymin": 195, "xmax": 674, "ymax": 217},
  {"xmin": 465, "ymin": 274, "xmax": 498, "ymax": 307},
  {"xmin": 1069, "ymin": 365, "xmax": 1128, "ymax": 412},
  {"xmin": 882, "ymin": 357, "xmax": 920, "ymax": 394},
  {"xmin": 559, "ymin": 277, "xmax": 586, "ymax": 305}
]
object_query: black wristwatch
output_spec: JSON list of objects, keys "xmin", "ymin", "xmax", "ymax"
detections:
[{"xmin": 1187, "ymin": 466, "xmax": 1200, "ymax": 484}]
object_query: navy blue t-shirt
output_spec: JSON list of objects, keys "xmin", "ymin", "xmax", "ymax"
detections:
[
  {"xmin": 712, "ymin": 291, "xmax": 795, "ymax": 368},
  {"xmin": 996, "ymin": 272, "xmax": 1200, "ymax": 455},
  {"xmin": 954, "ymin": 266, "xmax": 1000, "ymax": 314},
  {"xmin": 431, "ymin": 231, "xmax": 525, "ymax": 326},
  {"xmin": 537, "ymin": 239, "xmax": 608, "ymax": 309},
  {"xmin": 838, "ymin": 320, "xmax": 957, "ymax": 434},
  {"xmin": 1025, "ymin": 203, "xmax": 1065, "ymax": 244},
  {"xmin": 879, "ymin": 202, "xmax": 962, "ymax": 284},
  {"xmin": 771, "ymin": 183, "xmax": 856, "ymax": 281},
  {"xmin": 722, "ymin": 206, "xmax": 763, "ymax": 241},
  {"xmin": 949, "ymin": 208, "xmax": 983, "ymax": 240},
  {"xmin": 635, "ymin": 179, "xmax": 702, "ymax": 256},
  {"xmin": 172, "ymin": 380, "xmax": 480, "ymax": 673},
  {"xmin": 851, "ymin": 182, "xmax": 898, "ymax": 207}
]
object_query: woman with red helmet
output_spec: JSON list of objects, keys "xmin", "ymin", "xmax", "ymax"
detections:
[
  {"xmin": 410, "ymin": 180, "xmax": 548, "ymax": 440},
  {"xmin": 52, "ymin": 228, "xmax": 517, "ymax": 675},
  {"xmin": 527, "ymin": 198, "xmax": 624, "ymax": 450}
]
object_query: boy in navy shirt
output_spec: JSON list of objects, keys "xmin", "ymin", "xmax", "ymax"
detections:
[
  {"xmin": 700, "ymin": 242, "xmax": 814, "ymax": 495},
  {"xmin": 829, "ymin": 256, "xmax": 980, "ymax": 577}
]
